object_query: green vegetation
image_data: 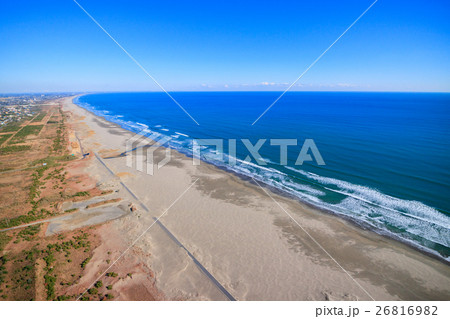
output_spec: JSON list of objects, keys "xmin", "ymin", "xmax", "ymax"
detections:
[
  {"xmin": 88, "ymin": 287, "xmax": 98, "ymax": 295},
  {"xmin": 81, "ymin": 257, "xmax": 91, "ymax": 269},
  {"xmin": 29, "ymin": 165, "xmax": 49, "ymax": 203},
  {"xmin": 0, "ymin": 164, "xmax": 54, "ymax": 230},
  {"xmin": 41, "ymin": 233, "xmax": 92, "ymax": 300},
  {"xmin": 56, "ymin": 295, "xmax": 71, "ymax": 301},
  {"xmin": 0, "ymin": 233, "xmax": 11, "ymax": 251},
  {"xmin": 72, "ymin": 191, "xmax": 90, "ymax": 198},
  {"xmin": 53, "ymin": 114, "xmax": 65, "ymax": 152},
  {"xmin": 1, "ymin": 231, "xmax": 93, "ymax": 300},
  {"xmin": 106, "ymin": 285, "xmax": 112, "ymax": 290},
  {"xmin": 94, "ymin": 280, "xmax": 103, "ymax": 288},
  {"xmin": 0, "ymin": 144, "xmax": 31, "ymax": 154},
  {"xmin": 53, "ymin": 129, "xmax": 63, "ymax": 151},
  {"xmin": 29, "ymin": 154, "xmax": 75, "ymax": 167},
  {"xmin": 105, "ymin": 293, "xmax": 114, "ymax": 300},
  {"xmin": 9, "ymin": 125, "xmax": 43, "ymax": 144},
  {"xmin": 0, "ymin": 123, "xmax": 22, "ymax": 133},
  {"xmin": 6, "ymin": 247, "xmax": 39, "ymax": 299},
  {"xmin": 0, "ymin": 154, "xmax": 79, "ymax": 231},
  {"xmin": 0, "ymin": 255, "xmax": 8, "ymax": 285},
  {"xmin": 17, "ymin": 225, "xmax": 41, "ymax": 242},
  {"xmin": 0, "ymin": 208, "xmax": 51, "ymax": 230},
  {"xmin": 31, "ymin": 112, "xmax": 46, "ymax": 122},
  {"xmin": 106, "ymin": 272, "xmax": 118, "ymax": 278},
  {"xmin": 44, "ymin": 273, "xmax": 56, "ymax": 300},
  {"xmin": 64, "ymin": 208, "xmax": 78, "ymax": 213},
  {"xmin": 0, "ymin": 134, "xmax": 12, "ymax": 146},
  {"xmin": 0, "ymin": 230, "xmax": 94, "ymax": 300}
]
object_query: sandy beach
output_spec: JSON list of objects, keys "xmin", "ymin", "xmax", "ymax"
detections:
[{"xmin": 62, "ymin": 96, "xmax": 450, "ymax": 301}]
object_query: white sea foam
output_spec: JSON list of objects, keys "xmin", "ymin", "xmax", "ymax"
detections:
[
  {"xmin": 73, "ymin": 99, "xmax": 450, "ymax": 260},
  {"xmin": 285, "ymin": 166, "xmax": 450, "ymax": 253},
  {"xmin": 289, "ymin": 167, "xmax": 448, "ymax": 227},
  {"xmin": 175, "ymin": 131, "xmax": 189, "ymax": 137}
]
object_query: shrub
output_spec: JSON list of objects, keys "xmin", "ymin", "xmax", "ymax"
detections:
[
  {"xmin": 80, "ymin": 257, "xmax": 91, "ymax": 269},
  {"xmin": 44, "ymin": 274, "xmax": 56, "ymax": 300},
  {"xmin": 94, "ymin": 280, "xmax": 103, "ymax": 288},
  {"xmin": 56, "ymin": 295, "xmax": 71, "ymax": 301},
  {"xmin": 0, "ymin": 233, "xmax": 11, "ymax": 251},
  {"xmin": 88, "ymin": 288, "xmax": 98, "ymax": 295}
]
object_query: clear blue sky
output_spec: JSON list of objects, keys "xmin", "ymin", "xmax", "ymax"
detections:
[{"xmin": 0, "ymin": 0, "xmax": 449, "ymax": 93}]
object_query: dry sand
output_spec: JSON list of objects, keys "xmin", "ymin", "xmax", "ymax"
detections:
[{"xmin": 62, "ymin": 96, "xmax": 450, "ymax": 301}]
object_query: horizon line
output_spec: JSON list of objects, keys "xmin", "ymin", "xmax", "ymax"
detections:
[{"xmin": 1, "ymin": 90, "xmax": 450, "ymax": 95}]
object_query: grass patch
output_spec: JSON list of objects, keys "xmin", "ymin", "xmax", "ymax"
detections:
[
  {"xmin": 0, "ymin": 208, "xmax": 51, "ymax": 230},
  {"xmin": 72, "ymin": 191, "xmax": 90, "ymax": 198},
  {"xmin": 0, "ymin": 134, "xmax": 12, "ymax": 146},
  {"xmin": 53, "ymin": 119, "xmax": 64, "ymax": 152},
  {"xmin": 0, "ymin": 165, "xmax": 54, "ymax": 230},
  {"xmin": 0, "ymin": 233, "xmax": 11, "ymax": 251},
  {"xmin": 9, "ymin": 125, "xmax": 43, "ymax": 144},
  {"xmin": 29, "ymin": 154, "xmax": 76, "ymax": 167},
  {"xmin": 0, "ymin": 144, "xmax": 31, "ymax": 154},
  {"xmin": 31, "ymin": 112, "xmax": 46, "ymax": 122},
  {"xmin": 64, "ymin": 208, "xmax": 78, "ymax": 213},
  {"xmin": 17, "ymin": 225, "xmax": 41, "ymax": 242},
  {"xmin": 0, "ymin": 123, "xmax": 22, "ymax": 133}
]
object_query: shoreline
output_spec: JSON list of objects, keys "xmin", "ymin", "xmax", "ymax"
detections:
[
  {"xmin": 72, "ymin": 94, "xmax": 449, "ymax": 265},
  {"xmin": 64, "ymin": 97, "xmax": 449, "ymax": 300}
]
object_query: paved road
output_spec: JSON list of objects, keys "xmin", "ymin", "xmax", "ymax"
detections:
[{"xmin": 0, "ymin": 218, "xmax": 54, "ymax": 233}]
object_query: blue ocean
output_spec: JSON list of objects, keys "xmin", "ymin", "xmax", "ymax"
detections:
[{"xmin": 75, "ymin": 92, "xmax": 450, "ymax": 261}]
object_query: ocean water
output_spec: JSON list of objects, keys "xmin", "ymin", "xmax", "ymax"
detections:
[{"xmin": 75, "ymin": 92, "xmax": 450, "ymax": 261}]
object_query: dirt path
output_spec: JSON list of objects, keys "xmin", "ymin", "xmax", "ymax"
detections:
[{"xmin": 1, "ymin": 110, "xmax": 46, "ymax": 145}]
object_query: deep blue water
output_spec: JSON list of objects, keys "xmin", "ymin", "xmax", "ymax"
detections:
[{"xmin": 75, "ymin": 92, "xmax": 450, "ymax": 261}]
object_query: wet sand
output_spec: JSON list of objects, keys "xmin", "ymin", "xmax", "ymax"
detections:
[{"xmin": 63, "ymin": 96, "xmax": 450, "ymax": 301}]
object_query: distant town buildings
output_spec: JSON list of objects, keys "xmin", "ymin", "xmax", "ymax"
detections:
[{"xmin": 0, "ymin": 93, "xmax": 71, "ymax": 127}]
